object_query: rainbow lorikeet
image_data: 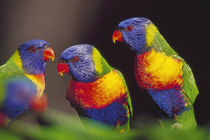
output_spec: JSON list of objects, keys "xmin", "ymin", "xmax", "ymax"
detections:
[
  {"xmin": 112, "ymin": 17, "xmax": 199, "ymax": 129},
  {"xmin": 0, "ymin": 39, "xmax": 54, "ymax": 126},
  {"xmin": 58, "ymin": 44, "xmax": 133, "ymax": 131}
]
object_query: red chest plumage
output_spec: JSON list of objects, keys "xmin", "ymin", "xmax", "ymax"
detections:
[{"xmin": 66, "ymin": 70, "xmax": 127, "ymax": 109}]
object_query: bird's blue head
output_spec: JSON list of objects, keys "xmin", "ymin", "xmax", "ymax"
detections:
[
  {"xmin": 112, "ymin": 17, "xmax": 155, "ymax": 54},
  {"xmin": 17, "ymin": 39, "xmax": 54, "ymax": 74},
  {"xmin": 58, "ymin": 44, "xmax": 111, "ymax": 83}
]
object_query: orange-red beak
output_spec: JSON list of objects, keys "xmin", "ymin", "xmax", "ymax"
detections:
[
  {"xmin": 43, "ymin": 47, "xmax": 54, "ymax": 61},
  {"xmin": 58, "ymin": 62, "xmax": 69, "ymax": 76},
  {"xmin": 112, "ymin": 30, "xmax": 123, "ymax": 43},
  {"xmin": 29, "ymin": 94, "xmax": 48, "ymax": 113}
]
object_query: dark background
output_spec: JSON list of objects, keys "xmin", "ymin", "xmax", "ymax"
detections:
[{"xmin": 0, "ymin": 0, "xmax": 209, "ymax": 126}]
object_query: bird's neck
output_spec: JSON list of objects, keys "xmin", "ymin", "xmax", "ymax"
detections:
[
  {"xmin": 24, "ymin": 73, "xmax": 45, "ymax": 97},
  {"xmin": 5, "ymin": 50, "xmax": 45, "ymax": 97},
  {"xmin": 8, "ymin": 50, "xmax": 45, "ymax": 77},
  {"xmin": 6, "ymin": 50, "xmax": 25, "ymax": 73},
  {"xmin": 9, "ymin": 50, "xmax": 46, "ymax": 75},
  {"xmin": 92, "ymin": 47, "xmax": 111, "ymax": 78},
  {"xmin": 95, "ymin": 57, "xmax": 111, "ymax": 78},
  {"xmin": 134, "ymin": 23, "xmax": 160, "ymax": 55},
  {"xmin": 73, "ymin": 48, "xmax": 112, "ymax": 83},
  {"xmin": 72, "ymin": 61, "xmax": 111, "ymax": 83}
]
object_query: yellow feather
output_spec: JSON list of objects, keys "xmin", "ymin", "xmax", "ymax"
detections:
[
  {"xmin": 145, "ymin": 24, "xmax": 159, "ymax": 47},
  {"xmin": 143, "ymin": 49, "xmax": 183, "ymax": 87},
  {"xmin": 24, "ymin": 74, "xmax": 45, "ymax": 97},
  {"xmin": 92, "ymin": 48, "xmax": 103, "ymax": 74},
  {"xmin": 70, "ymin": 70, "xmax": 127, "ymax": 108},
  {"xmin": 11, "ymin": 50, "xmax": 23, "ymax": 69}
]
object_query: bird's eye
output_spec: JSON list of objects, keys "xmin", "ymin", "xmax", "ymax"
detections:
[
  {"xmin": 72, "ymin": 56, "xmax": 79, "ymax": 62},
  {"xmin": 126, "ymin": 25, "xmax": 133, "ymax": 31},
  {"xmin": 29, "ymin": 46, "xmax": 36, "ymax": 52}
]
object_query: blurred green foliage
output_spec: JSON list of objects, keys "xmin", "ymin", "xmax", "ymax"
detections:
[{"xmin": 0, "ymin": 109, "xmax": 209, "ymax": 140}]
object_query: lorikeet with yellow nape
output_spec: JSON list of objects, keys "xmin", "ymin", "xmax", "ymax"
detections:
[
  {"xmin": 58, "ymin": 44, "xmax": 133, "ymax": 131},
  {"xmin": 112, "ymin": 17, "xmax": 198, "ymax": 129},
  {"xmin": 0, "ymin": 39, "xmax": 54, "ymax": 126}
]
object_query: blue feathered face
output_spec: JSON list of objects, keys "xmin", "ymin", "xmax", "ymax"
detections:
[
  {"xmin": 18, "ymin": 39, "xmax": 54, "ymax": 74},
  {"xmin": 113, "ymin": 17, "xmax": 151, "ymax": 54},
  {"xmin": 58, "ymin": 44, "xmax": 96, "ymax": 83}
]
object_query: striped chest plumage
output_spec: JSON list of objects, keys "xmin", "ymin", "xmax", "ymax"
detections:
[
  {"xmin": 135, "ymin": 49, "xmax": 189, "ymax": 116},
  {"xmin": 24, "ymin": 74, "xmax": 45, "ymax": 97},
  {"xmin": 67, "ymin": 70, "xmax": 127, "ymax": 109}
]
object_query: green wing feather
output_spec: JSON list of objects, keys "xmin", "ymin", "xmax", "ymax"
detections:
[
  {"xmin": 0, "ymin": 52, "xmax": 25, "ymax": 106},
  {"xmin": 97, "ymin": 52, "xmax": 133, "ymax": 120},
  {"xmin": 150, "ymin": 31, "xmax": 198, "ymax": 128},
  {"xmin": 181, "ymin": 61, "xmax": 199, "ymax": 104},
  {"xmin": 151, "ymin": 32, "xmax": 199, "ymax": 104},
  {"xmin": 115, "ymin": 69, "xmax": 133, "ymax": 120}
]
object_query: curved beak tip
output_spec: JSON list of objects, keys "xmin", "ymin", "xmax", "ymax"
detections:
[
  {"xmin": 113, "ymin": 39, "xmax": 116, "ymax": 44},
  {"xmin": 43, "ymin": 47, "xmax": 55, "ymax": 61},
  {"xmin": 58, "ymin": 72, "xmax": 63, "ymax": 76},
  {"xmin": 112, "ymin": 30, "xmax": 123, "ymax": 44},
  {"xmin": 57, "ymin": 63, "xmax": 69, "ymax": 76},
  {"xmin": 52, "ymin": 56, "xmax": 55, "ymax": 61}
]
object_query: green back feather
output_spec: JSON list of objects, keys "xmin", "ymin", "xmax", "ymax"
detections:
[
  {"xmin": 115, "ymin": 69, "xmax": 133, "ymax": 130},
  {"xmin": 92, "ymin": 47, "xmax": 111, "ymax": 77},
  {"xmin": 148, "ymin": 30, "xmax": 199, "ymax": 128},
  {"xmin": 116, "ymin": 70, "xmax": 133, "ymax": 118}
]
